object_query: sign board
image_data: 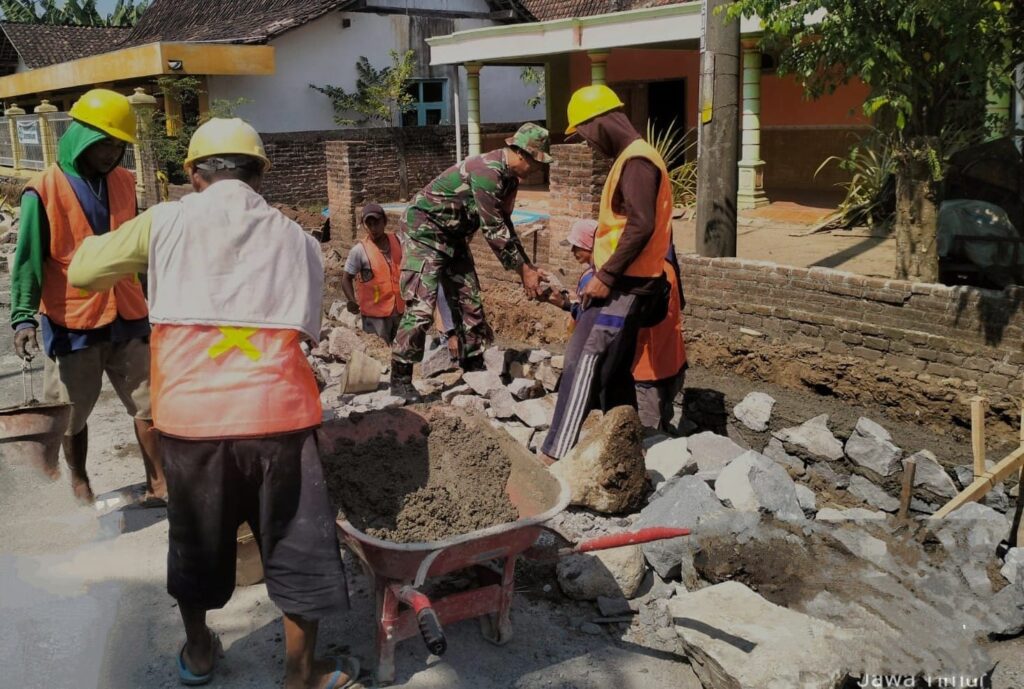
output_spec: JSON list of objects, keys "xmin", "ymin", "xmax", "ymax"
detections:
[{"xmin": 16, "ymin": 119, "xmax": 39, "ymax": 145}]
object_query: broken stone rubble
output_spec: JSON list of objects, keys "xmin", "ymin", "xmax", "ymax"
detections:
[
  {"xmin": 686, "ymin": 431, "xmax": 747, "ymax": 481},
  {"xmin": 643, "ymin": 435, "xmax": 692, "ymax": 493},
  {"xmin": 774, "ymin": 413, "xmax": 844, "ymax": 461},
  {"xmin": 845, "ymin": 416, "xmax": 902, "ymax": 478},
  {"xmin": 732, "ymin": 391, "xmax": 775, "ymax": 432},
  {"xmin": 714, "ymin": 450, "xmax": 804, "ymax": 521}
]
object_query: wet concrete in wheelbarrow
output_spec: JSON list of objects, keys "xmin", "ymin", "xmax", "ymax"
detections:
[{"xmin": 323, "ymin": 415, "xmax": 519, "ymax": 543}]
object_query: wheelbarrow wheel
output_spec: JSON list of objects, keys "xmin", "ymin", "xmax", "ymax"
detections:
[{"xmin": 479, "ymin": 612, "xmax": 513, "ymax": 646}]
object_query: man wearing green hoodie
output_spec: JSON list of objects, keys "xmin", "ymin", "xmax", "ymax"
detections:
[{"xmin": 10, "ymin": 89, "xmax": 164, "ymax": 505}]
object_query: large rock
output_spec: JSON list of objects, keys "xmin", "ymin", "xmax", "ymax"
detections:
[
  {"xmin": 762, "ymin": 437, "xmax": 806, "ymax": 477},
  {"xmin": 906, "ymin": 450, "xmax": 958, "ymax": 500},
  {"xmin": 669, "ymin": 581, "xmax": 849, "ymax": 689},
  {"xmin": 845, "ymin": 417, "xmax": 902, "ymax": 478},
  {"xmin": 936, "ymin": 502, "xmax": 1009, "ymax": 554},
  {"xmin": 488, "ymin": 388, "xmax": 518, "ymax": 419},
  {"xmin": 483, "ymin": 346, "xmax": 509, "ymax": 376},
  {"xmin": 556, "ymin": 545, "xmax": 646, "ymax": 600},
  {"xmin": 347, "ymin": 389, "xmax": 405, "ymax": 411},
  {"xmin": 806, "ymin": 461, "xmax": 849, "ymax": 489},
  {"xmin": 1001, "ymin": 548, "xmax": 1024, "ymax": 584},
  {"xmin": 847, "ymin": 474, "xmax": 899, "ymax": 513},
  {"xmin": 514, "ymin": 396, "xmax": 556, "ymax": 429},
  {"xmin": 774, "ymin": 414, "xmax": 844, "ymax": 461},
  {"xmin": 644, "ymin": 435, "xmax": 693, "ymax": 492},
  {"xmin": 795, "ymin": 484, "xmax": 817, "ymax": 513},
  {"xmin": 421, "ymin": 342, "xmax": 459, "ymax": 378},
  {"xmin": 327, "ymin": 325, "xmax": 390, "ymax": 364},
  {"xmin": 440, "ymin": 384, "xmax": 470, "ymax": 403},
  {"xmin": 637, "ymin": 475, "xmax": 728, "ymax": 578},
  {"xmin": 463, "ymin": 371, "xmax": 504, "ymax": 397},
  {"xmin": 815, "ymin": 507, "xmax": 887, "ymax": 522},
  {"xmin": 450, "ymin": 395, "xmax": 486, "ymax": 413},
  {"xmin": 528, "ymin": 348, "xmax": 552, "ymax": 364},
  {"xmin": 714, "ymin": 451, "xmax": 804, "ymax": 521},
  {"xmin": 508, "ymin": 377, "xmax": 543, "ymax": 400},
  {"xmin": 686, "ymin": 431, "xmax": 748, "ymax": 481},
  {"xmin": 501, "ymin": 423, "xmax": 534, "ymax": 448},
  {"xmin": 732, "ymin": 392, "xmax": 775, "ymax": 432},
  {"xmin": 534, "ymin": 361, "xmax": 561, "ymax": 392},
  {"xmin": 549, "ymin": 407, "xmax": 646, "ymax": 514}
]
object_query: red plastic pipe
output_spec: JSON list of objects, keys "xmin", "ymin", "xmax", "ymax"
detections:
[{"xmin": 571, "ymin": 527, "xmax": 691, "ymax": 554}]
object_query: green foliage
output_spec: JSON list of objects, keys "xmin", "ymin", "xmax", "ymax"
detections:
[
  {"xmin": 309, "ymin": 50, "xmax": 416, "ymax": 127},
  {"xmin": 144, "ymin": 76, "xmax": 252, "ymax": 184},
  {"xmin": 726, "ymin": 0, "xmax": 1020, "ymax": 177},
  {"xmin": 519, "ymin": 66, "xmax": 544, "ymax": 110},
  {"xmin": 0, "ymin": 0, "xmax": 148, "ymax": 26},
  {"xmin": 816, "ymin": 132, "xmax": 896, "ymax": 228},
  {"xmin": 646, "ymin": 119, "xmax": 698, "ymax": 208}
]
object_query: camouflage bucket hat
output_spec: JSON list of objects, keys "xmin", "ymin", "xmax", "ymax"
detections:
[{"xmin": 505, "ymin": 123, "xmax": 553, "ymax": 164}]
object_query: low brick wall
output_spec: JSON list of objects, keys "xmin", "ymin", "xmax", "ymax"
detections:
[{"xmin": 679, "ymin": 255, "xmax": 1024, "ymax": 442}]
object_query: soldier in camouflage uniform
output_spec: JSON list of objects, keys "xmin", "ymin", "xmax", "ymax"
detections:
[{"xmin": 391, "ymin": 123, "xmax": 552, "ymax": 394}]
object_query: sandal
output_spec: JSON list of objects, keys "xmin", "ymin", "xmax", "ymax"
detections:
[
  {"xmin": 320, "ymin": 656, "xmax": 362, "ymax": 689},
  {"xmin": 177, "ymin": 631, "xmax": 220, "ymax": 686}
]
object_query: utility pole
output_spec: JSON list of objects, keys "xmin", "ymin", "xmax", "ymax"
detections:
[{"xmin": 695, "ymin": 0, "xmax": 740, "ymax": 257}]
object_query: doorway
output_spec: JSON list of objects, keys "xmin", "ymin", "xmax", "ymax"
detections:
[{"xmin": 647, "ymin": 78, "xmax": 687, "ymax": 166}]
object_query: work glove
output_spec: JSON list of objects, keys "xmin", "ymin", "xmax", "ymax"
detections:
[{"xmin": 14, "ymin": 326, "xmax": 38, "ymax": 361}]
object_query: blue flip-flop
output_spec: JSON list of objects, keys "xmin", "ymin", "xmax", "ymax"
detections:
[
  {"xmin": 321, "ymin": 656, "xmax": 361, "ymax": 689},
  {"xmin": 177, "ymin": 632, "xmax": 220, "ymax": 686}
]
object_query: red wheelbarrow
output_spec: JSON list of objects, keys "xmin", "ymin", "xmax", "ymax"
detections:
[{"xmin": 318, "ymin": 407, "xmax": 690, "ymax": 685}]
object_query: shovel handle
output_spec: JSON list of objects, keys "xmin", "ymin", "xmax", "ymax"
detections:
[{"xmin": 571, "ymin": 527, "xmax": 691, "ymax": 554}]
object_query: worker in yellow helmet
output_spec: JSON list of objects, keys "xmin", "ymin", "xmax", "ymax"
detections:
[
  {"xmin": 9, "ymin": 88, "xmax": 165, "ymax": 505},
  {"xmin": 68, "ymin": 118, "xmax": 358, "ymax": 689},
  {"xmin": 540, "ymin": 84, "xmax": 674, "ymax": 463}
]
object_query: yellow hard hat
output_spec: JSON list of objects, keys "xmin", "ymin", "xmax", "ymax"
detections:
[
  {"xmin": 565, "ymin": 84, "xmax": 625, "ymax": 135},
  {"xmin": 69, "ymin": 88, "xmax": 137, "ymax": 145},
  {"xmin": 183, "ymin": 117, "xmax": 271, "ymax": 174}
]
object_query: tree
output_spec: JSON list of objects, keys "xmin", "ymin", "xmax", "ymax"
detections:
[
  {"xmin": 310, "ymin": 50, "xmax": 417, "ymax": 199},
  {"xmin": 519, "ymin": 66, "xmax": 544, "ymax": 110},
  {"xmin": 0, "ymin": 0, "xmax": 149, "ymax": 26},
  {"xmin": 727, "ymin": 0, "xmax": 1021, "ymax": 282}
]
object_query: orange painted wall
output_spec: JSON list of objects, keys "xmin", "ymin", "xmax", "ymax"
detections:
[{"xmin": 567, "ymin": 48, "xmax": 869, "ymax": 128}]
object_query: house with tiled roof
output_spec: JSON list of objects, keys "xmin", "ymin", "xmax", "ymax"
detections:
[
  {"xmin": 426, "ymin": 0, "xmax": 881, "ymax": 205},
  {"xmin": 0, "ymin": 0, "xmax": 542, "ymax": 132}
]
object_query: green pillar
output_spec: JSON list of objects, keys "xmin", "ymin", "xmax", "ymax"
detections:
[
  {"xmin": 738, "ymin": 38, "xmax": 768, "ymax": 209},
  {"xmin": 466, "ymin": 62, "xmax": 482, "ymax": 157}
]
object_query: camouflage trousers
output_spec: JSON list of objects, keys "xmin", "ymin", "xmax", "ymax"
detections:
[{"xmin": 392, "ymin": 236, "xmax": 493, "ymax": 365}]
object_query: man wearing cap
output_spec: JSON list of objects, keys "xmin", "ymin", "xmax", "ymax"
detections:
[
  {"xmin": 340, "ymin": 203, "xmax": 404, "ymax": 343},
  {"xmin": 540, "ymin": 85, "xmax": 674, "ymax": 463},
  {"xmin": 390, "ymin": 122, "xmax": 551, "ymax": 396},
  {"xmin": 10, "ymin": 88, "xmax": 165, "ymax": 505},
  {"xmin": 68, "ymin": 117, "xmax": 356, "ymax": 689}
]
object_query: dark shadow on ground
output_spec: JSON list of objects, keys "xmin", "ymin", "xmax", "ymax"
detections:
[
  {"xmin": 953, "ymin": 283, "xmax": 1024, "ymax": 347},
  {"xmin": 810, "ymin": 236, "xmax": 889, "ymax": 270},
  {"xmin": 682, "ymin": 387, "xmax": 727, "ymax": 435}
]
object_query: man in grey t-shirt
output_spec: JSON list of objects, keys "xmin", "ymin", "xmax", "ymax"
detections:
[{"xmin": 341, "ymin": 204, "xmax": 404, "ymax": 342}]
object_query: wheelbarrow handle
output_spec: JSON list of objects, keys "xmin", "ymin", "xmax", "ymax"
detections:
[
  {"xmin": 572, "ymin": 527, "xmax": 691, "ymax": 554},
  {"xmin": 398, "ymin": 585, "xmax": 448, "ymax": 657}
]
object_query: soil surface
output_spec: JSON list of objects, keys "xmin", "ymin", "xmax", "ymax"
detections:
[
  {"xmin": 273, "ymin": 203, "xmax": 325, "ymax": 231},
  {"xmin": 323, "ymin": 415, "xmax": 518, "ymax": 543},
  {"xmin": 482, "ymin": 282, "xmax": 570, "ymax": 349}
]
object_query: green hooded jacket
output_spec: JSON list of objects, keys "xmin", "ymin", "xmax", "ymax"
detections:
[{"xmin": 10, "ymin": 121, "xmax": 119, "ymax": 327}]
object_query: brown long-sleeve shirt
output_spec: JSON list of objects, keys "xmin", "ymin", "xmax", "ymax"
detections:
[{"xmin": 596, "ymin": 157, "xmax": 662, "ymax": 294}]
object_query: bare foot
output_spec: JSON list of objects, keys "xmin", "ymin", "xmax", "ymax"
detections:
[
  {"xmin": 71, "ymin": 479, "xmax": 94, "ymax": 504},
  {"xmin": 182, "ymin": 629, "xmax": 217, "ymax": 678}
]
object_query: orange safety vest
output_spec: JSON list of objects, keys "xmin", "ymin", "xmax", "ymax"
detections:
[
  {"xmin": 149, "ymin": 324, "xmax": 322, "ymax": 439},
  {"xmin": 27, "ymin": 166, "xmax": 148, "ymax": 329},
  {"xmin": 593, "ymin": 139, "xmax": 674, "ymax": 278},
  {"xmin": 633, "ymin": 260, "xmax": 686, "ymax": 382},
  {"xmin": 356, "ymin": 233, "xmax": 403, "ymax": 318}
]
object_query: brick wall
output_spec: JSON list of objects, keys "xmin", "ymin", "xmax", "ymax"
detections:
[
  {"xmin": 680, "ymin": 255, "xmax": 1024, "ymax": 441},
  {"xmin": 275, "ymin": 123, "xmax": 525, "ymax": 208}
]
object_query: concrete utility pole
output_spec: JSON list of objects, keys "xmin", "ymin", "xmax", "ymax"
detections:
[{"xmin": 695, "ymin": 0, "xmax": 740, "ymax": 257}]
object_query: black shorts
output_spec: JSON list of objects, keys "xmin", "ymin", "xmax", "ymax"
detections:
[{"xmin": 162, "ymin": 429, "xmax": 348, "ymax": 619}]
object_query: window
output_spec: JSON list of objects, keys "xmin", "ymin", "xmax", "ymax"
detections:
[{"xmin": 403, "ymin": 79, "xmax": 447, "ymax": 126}]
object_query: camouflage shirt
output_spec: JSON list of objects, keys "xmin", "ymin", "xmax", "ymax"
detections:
[{"xmin": 406, "ymin": 150, "xmax": 526, "ymax": 271}]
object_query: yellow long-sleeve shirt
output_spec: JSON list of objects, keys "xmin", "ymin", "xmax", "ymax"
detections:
[{"xmin": 68, "ymin": 207, "xmax": 153, "ymax": 293}]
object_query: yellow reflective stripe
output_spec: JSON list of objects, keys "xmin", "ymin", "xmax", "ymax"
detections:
[
  {"xmin": 374, "ymin": 285, "xmax": 381, "ymax": 304},
  {"xmin": 208, "ymin": 326, "xmax": 262, "ymax": 361}
]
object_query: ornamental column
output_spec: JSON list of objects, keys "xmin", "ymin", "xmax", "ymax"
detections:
[
  {"xmin": 737, "ymin": 38, "xmax": 768, "ymax": 209},
  {"xmin": 466, "ymin": 62, "xmax": 482, "ymax": 157},
  {"xmin": 588, "ymin": 50, "xmax": 609, "ymax": 86}
]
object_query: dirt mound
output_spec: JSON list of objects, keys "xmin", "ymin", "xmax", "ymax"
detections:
[
  {"xmin": 323, "ymin": 414, "xmax": 518, "ymax": 543},
  {"xmin": 482, "ymin": 281, "xmax": 569, "ymax": 348},
  {"xmin": 273, "ymin": 203, "xmax": 324, "ymax": 231}
]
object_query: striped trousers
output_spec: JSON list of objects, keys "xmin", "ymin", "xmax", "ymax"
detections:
[{"xmin": 542, "ymin": 291, "xmax": 646, "ymax": 460}]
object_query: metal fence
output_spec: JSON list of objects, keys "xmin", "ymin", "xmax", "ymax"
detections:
[
  {"xmin": 0, "ymin": 116, "xmax": 12, "ymax": 168},
  {"xmin": 13, "ymin": 114, "xmax": 44, "ymax": 170}
]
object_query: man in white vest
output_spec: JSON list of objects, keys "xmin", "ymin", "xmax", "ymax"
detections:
[{"xmin": 69, "ymin": 118, "xmax": 359, "ymax": 689}]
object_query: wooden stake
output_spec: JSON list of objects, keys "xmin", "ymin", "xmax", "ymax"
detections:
[
  {"xmin": 971, "ymin": 396, "xmax": 987, "ymax": 479},
  {"xmin": 898, "ymin": 458, "xmax": 917, "ymax": 521},
  {"xmin": 933, "ymin": 444, "xmax": 1024, "ymax": 518}
]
